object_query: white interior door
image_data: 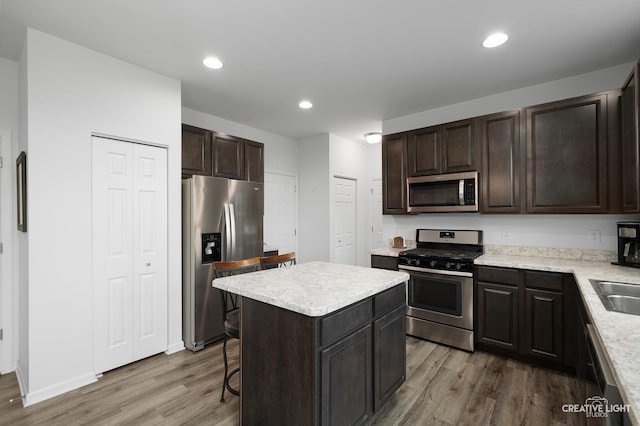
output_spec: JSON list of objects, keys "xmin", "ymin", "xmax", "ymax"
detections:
[
  {"xmin": 264, "ymin": 172, "xmax": 297, "ymax": 255},
  {"xmin": 333, "ymin": 176, "xmax": 356, "ymax": 265},
  {"xmin": 92, "ymin": 137, "xmax": 167, "ymax": 374},
  {"xmin": 131, "ymin": 143, "xmax": 168, "ymax": 361}
]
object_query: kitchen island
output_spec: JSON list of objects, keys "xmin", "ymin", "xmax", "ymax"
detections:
[{"xmin": 212, "ymin": 261, "xmax": 409, "ymax": 425}]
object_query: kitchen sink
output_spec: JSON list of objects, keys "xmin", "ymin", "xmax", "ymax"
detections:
[{"xmin": 590, "ymin": 280, "xmax": 640, "ymax": 315}]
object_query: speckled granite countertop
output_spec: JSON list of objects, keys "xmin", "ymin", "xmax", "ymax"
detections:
[
  {"xmin": 476, "ymin": 253, "xmax": 640, "ymax": 425},
  {"xmin": 212, "ymin": 261, "xmax": 409, "ymax": 317},
  {"xmin": 370, "ymin": 247, "xmax": 406, "ymax": 257}
]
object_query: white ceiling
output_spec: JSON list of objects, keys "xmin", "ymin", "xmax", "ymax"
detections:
[{"xmin": 1, "ymin": 0, "xmax": 639, "ymax": 143}]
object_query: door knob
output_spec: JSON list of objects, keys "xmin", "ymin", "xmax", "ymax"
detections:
[{"xmin": 146, "ymin": 262, "xmax": 151, "ymax": 266}]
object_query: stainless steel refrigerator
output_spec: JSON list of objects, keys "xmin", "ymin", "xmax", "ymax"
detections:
[{"xmin": 182, "ymin": 175, "xmax": 264, "ymax": 351}]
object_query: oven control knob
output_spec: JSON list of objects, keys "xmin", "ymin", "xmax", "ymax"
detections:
[
  {"xmin": 430, "ymin": 260, "xmax": 437, "ymax": 268},
  {"xmin": 455, "ymin": 263, "xmax": 462, "ymax": 270},
  {"xmin": 415, "ymin": 259, "xmax": 421, "ymax": 267},
  {"xmin": 445, "ymin": 262, "xmax": 451, "ymax": 269}
]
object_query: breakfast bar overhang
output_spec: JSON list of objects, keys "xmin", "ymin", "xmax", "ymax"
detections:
[{"xmin": 213, "ymin": 261, "xmax": 410, "ymax": 425}]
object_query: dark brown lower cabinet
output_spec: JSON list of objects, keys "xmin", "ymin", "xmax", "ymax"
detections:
[
  {"xmin": 475, "ymin": 266, "xmax": 574, "ymax": 370},
  {"xmin": 370, "ymin": 254, "xmax": 399, "ymax": 271},
  {"xmin": 322, "ymin": 326, "xmax": 373, "ymax": 425},
  {"xmin": 241, "ymin": 284, "xmax": 406, "ymax": 425},
  {"xmin": 523, "ymin": 287, "xmax": 563, "ymax": 362},
  {"xmin": 373, "ymin": 306, "xmax": 406, "ymax": 411},
  {"xmin": 476, "ymin": 282, "xmax": 519, "ymax": 351}
]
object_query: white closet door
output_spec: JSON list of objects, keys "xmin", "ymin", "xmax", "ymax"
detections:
[
  {"xmin": 131, "ymin": 143, "xmax": 167, "ymax": 361},
  {"xmin": 92, "ymin": 137, "xmax": 167, "ymax": 374}
]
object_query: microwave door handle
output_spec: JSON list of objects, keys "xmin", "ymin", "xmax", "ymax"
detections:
[{"xmin": 459, "ymin": 180, "xmax": 465, "ymax": 205}]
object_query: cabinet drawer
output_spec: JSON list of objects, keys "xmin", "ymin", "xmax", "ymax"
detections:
[
  {"xmin": 371, "ymin": 255, "xmax": 399, "ymax": 271},
  {"xmin": 524, "ymin": 270, "xmax": 563, "ymax": 291},
  {"xmin": 321, "ymin": 299, "xmax": 372, "ymax": 347},
  {"xmin": 374, "ymin": 284, "xmax": 405, "ymax": 317},
  {"xmin": 476, "ymin": 266, "xmax": 519, "ymax": 286}
]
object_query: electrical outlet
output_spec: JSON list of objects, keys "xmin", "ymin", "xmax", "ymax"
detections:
[
  {"xmin": 589, "ymin": 229, "xmax": 601, "ymax": 243},
  {"xmin": 501, "ymin": 228, "xmax": 511, "ymax": 241}
]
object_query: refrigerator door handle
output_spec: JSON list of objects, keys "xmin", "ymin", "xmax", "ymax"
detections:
[
  {"xmin": 229, "ymin": 203, "xmax": 237, "ymax": 259},
  {"xmin": 224, "ymin": 203, "xmax": 232, "ymax": 261}
]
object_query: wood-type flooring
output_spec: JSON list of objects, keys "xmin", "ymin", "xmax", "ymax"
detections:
[{"xmin": 0, "ymin": 337, "xmax": 582, "ymax": 425}]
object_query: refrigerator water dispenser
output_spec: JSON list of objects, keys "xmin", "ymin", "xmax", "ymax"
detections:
[{"xmin": 202, "ymin": 232, "xmax": 221, "ymax": 264}]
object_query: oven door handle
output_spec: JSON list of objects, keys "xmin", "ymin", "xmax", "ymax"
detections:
[{"xmin": 398, "ymin": 264, "xmax": 473, "ymax": 278}]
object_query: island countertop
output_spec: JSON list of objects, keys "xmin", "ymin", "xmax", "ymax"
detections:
[{"xmin": 212, "ymin": 261, "xmax": 409, "ymax": 317}]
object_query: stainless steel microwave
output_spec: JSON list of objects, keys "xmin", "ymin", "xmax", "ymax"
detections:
[{"xmin": 407, "ymin": 171, "xmax": 478, "ymax": 213}]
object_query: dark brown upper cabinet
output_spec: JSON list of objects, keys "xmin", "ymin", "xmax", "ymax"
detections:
[
  {"xmin": 406, "ymin": 118, "xmax": 476, "ymax": 177},
  {"xmin": 182, "ymin": 125, "xmax": 264, "ymax": 183},
  {"xmin": 620, "ymin": 61, "xmax": 640, "ymax": 212},
  {"xmin": 441, "ymin": 119, "xmax": 477, "ymax": 173},
  {"xmin": 407, "ymin": 127, "xmax": 439, "ymax": 176},
  {"xmin": 525, "ymin": 92, "xmax": 611, "ymax": 213},
  {"xmin": 244, "ymin": 139, "xmax": 264, "ymax": 183},
  {"xmin": 212, "ymin": 133, "xmax": 244, "ymax": 180},
  {"xmin": 480, "ymin": 110, "xmax": 522, "ymax": 213},
  {"xmin": 181, "ymin": 124, "xmax": 212, "ymax": 177},
  {"xmin": 382, "ymin": 133, "xmax": 408, "ymax": 214}
]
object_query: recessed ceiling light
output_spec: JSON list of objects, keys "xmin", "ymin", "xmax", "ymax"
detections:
[
  {"xmin": 203, "ymin": 56, "xmax": 223, "ymax": 69},
  {"xmin": 299, "ymin": 100, "xmax": 313, "ymax": 109},
  {"xmin": 364, "ymin": 132, "xmax": 382, "ymax": 144},
  {"xmin": 482, "ymin": 32, "xmax": 508, "ymax": 48}
]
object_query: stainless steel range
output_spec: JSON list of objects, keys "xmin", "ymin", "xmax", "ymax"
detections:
[{"xmin": 399, "ymin": 229, "xmax": 483, "ymax": 352}]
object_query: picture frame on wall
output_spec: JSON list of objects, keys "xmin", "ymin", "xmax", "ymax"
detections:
[{"xmin": 16, "ymin": 151, "xmax": 26, "ymax": 232}]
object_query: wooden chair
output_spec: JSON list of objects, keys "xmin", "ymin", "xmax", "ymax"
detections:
[
  {"xmin": 212, "ymin": 256, "xmax": 263, "ymax": 402},
  {"xmin": 260, "ymin": 252, "xmax": 297, "ymax": 269}
]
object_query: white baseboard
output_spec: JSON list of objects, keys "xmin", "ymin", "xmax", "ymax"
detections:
[
  {"xmin": 165, "ymin": 340, "xmax": 185, "ymax": 355},
  {"xmin": 21, "ymin": 372, "xmax": 97, "ymax": 407}
]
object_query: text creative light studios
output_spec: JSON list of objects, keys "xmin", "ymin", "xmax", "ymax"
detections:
[{"xmin": 562, "ymin": 396, "xmax": 631, "ymax": 418}]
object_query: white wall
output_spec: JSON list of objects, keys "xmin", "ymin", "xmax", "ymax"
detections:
[
  {"xmin": 181, "ymin": 107, "xmax": 299, "ymax": 177},
  {"xmin": 0, "ymin": 57, "xmax": 19, "ymax": 375},
  {"xmin": 19, "ymin": 28, "xmax": 183, "ymax": 405},
  {"xmin": 380, "ymin": 62, "xmax": 640, "ymax": 252},
  {"xmin": 298, "ymin": 134, "xmax": 331, "ymax": 263}
]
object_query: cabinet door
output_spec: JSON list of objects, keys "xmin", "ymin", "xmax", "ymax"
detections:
[
  {"xmin": 480, "ymin": 110, "xmax": 522, "ymax": 213},
  {"xmin": 441, "ymin": 119, "xmax": 477, "ymax": 173},
  {"xmin": 476, "ymin": 282, "xmax": 519, "ymax": 352},
  {"xmin": 373, "ymin": 306, "xmax": 405, "ymax": 411},
  {"xmin": 212, "ymin": 133, "xmax": 244, "ymax": 180},
  {"xmin": 370, "ymin": 255, "xmax": 398, "ymax": 271},
  {"xmin": 525, "ymin": 93, "xmax": 609, "ymax": 213},
  {"xmin": 621, "ymin": 61, "xmax": 640, "ymax": 212},
  {"xmin": 382, "ymin": 133, "xmax": 407, "ymax": 214},
  {"xmin": 523, "ymin": 288, "xmax": 563, "ymax": 362},
  {"xmin": 407, "ymin": 126, "xmax": 440, "ymax": 176},
  {"xmin": 321, "ymin": 326, "xmax": 373, "ymax": 426},
  {"xmin": 244, "ymin": 139, "xmax": 264, "ymax": 183},
  {"xmin": 181, "ymin": 124, "xmax": 211, "ymax": 177}
]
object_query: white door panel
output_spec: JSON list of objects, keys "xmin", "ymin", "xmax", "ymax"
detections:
[
  {"xmin": 264, "ymin": 173, "xmax": 297, "ymax": 255},
  {"xmin": 334, "ymin": 177, "xmax": 356, "ymax": 265},
  {"xmin": 93, "ymin": 137, "xmax": 167, "ymax": 374},
  {"xmin": 132, "ymin": 144, "xmax": 167, "ymax": 360}
]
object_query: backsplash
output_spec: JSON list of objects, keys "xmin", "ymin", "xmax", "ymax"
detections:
[{"xmin": 485, "ymin": 244, "xmax": 617, "ymax": 263}]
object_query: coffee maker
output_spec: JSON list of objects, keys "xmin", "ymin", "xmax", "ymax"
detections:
[{"xmin": 614, "ymin": 222, "xmax": 640, "ymax": 268}]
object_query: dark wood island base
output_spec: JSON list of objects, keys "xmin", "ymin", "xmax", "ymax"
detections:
[{"xmin": 240, "ymin": 283, "xmax": 406, "ymax": 425}]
